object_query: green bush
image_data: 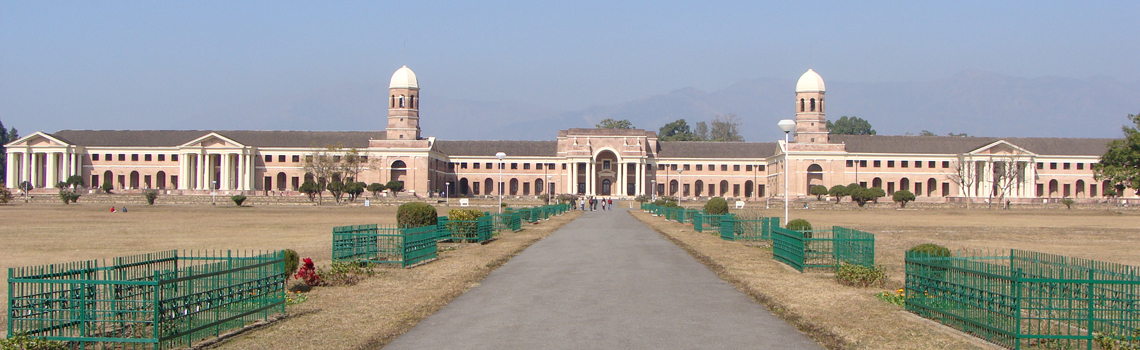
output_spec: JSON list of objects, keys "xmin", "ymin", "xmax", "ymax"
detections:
[
  {"xmin": 283, "ymin": 249, "xmax": 300, "ymax": 276},
  {"xmin": 231, "ymin": 195, "xmax": 247, "ymax": 206},
  {"xmin": 1061, "ymin": 198, "xmax": 1075, "ymax": 209},
  {"xmin": 367, "ymin": 182, "xmax": 386, "ymax": 198},
  {"xmin": 101, "ymin": 180, "xmax": 113, "ymax": 194},
  {"xmin": 58, "ymin": 190, "xmax": 79, "ymax": 204},
  {"xmin": 652, "ymin": 196, "xmax": 679, "ymax": 208},
  {"xmin": 828, "ymin": 185, "xmax": 849, "ymax": 203},
  {"xmin": 143, "ymin": 190, "xmax": 158, "ymax": 205},
  {"xmin": 386, "ymin": 180, "xmax": 404, "ymax": 197},
  {"xmin": 634, "ymin": 194, "xmax": 651, "ymax": 203},
  {"xmin": 0, "ymin": 187, "xmax": 12, "ymax": 204},
  {"xmin": 786, "ymin": 219, "xmax": 812, "ymax": 231},
  {"xmin": 397, "ymin": 202, "xmax": 438, "ymax": 228},
  {"xmin": 835, "ymin": 263, "xmax": 887, "ymax": 287},
  {"xmin": 704, "ymin": 197, "xmax": 729, "ymax": 214},
  {"xmin": 0, "ymin": 333, "xmax": 68, "ymax": 350},
  {"xmin": 809, "ymin": 185, "xmax": 829, "ymax": 201},
  {"xmin": 907, "ymin": 243, "xmax": 951, "ymax": 257},
  {"xmin": 448, "ymin": 208, "xmax": 485, "ymax": 221}
]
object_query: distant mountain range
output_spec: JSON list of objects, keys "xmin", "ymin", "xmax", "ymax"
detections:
[{"xmin": 419, "ymin": 70, "xmax": 1140, "ymax": 142}]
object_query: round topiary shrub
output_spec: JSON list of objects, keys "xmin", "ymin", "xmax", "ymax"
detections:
[
  {"xmin": 907, "ymin": 243, "xmax": 951, "ymax": 257},
  {"xmin": 397, "ymin": 202, "xmax": 438, "ymax": 228},
  {"xmin": 704, "ymin": 197, "xmax": 729, "ymax": 215},
  {"xmin": 786, "ymin": 219, "xmax": 812, "ymax": 231},
  {"xmin": 282, "ymin": 249, "xmax": 300, "ymax": 276}
]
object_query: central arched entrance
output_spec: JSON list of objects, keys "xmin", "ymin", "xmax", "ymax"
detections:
[
  {"xmin": 593, "ymin": 150, "xmax": 619, "ymax": 196},
  {"xmin": 390, "ymin": 160, "xmax": 407, "ymax": 186}
]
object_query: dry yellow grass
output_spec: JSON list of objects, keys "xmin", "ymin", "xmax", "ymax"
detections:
[{"xmin": 633, "ymin": 206, "xmax": 1140, "ymax": 350}]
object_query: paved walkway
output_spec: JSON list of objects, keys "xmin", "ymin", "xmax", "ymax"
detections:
[{"xmin": 385, "ymin": 207, "xmax": 822, "ymax": 350}]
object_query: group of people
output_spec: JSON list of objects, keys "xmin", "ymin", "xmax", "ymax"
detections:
[{"xmin": 576, "ymin": 197, "xmax": 613, "ymax": 211}]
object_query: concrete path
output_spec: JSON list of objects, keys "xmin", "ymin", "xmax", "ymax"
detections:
[{"xmin": 384, "ymin": 207, "xmax": 822, "ymax": 350}]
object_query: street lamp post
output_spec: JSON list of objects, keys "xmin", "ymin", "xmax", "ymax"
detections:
[
  {"xmin": 778, "ymin": 119, "xmax": 796, "ymax": 226},
  {"xmin": 547, "ymin": 175, "xmax": 553, "ymax": 205},
  {"xmin": 496, "ymin": 152, "xmax": 506, "ymax": 213},
  {"xmin": 676, "ymin": 168, "xmax": 684, "ymax": 204},
  {"xmin": 445, "ymin": 181, "xmax": 450, "ymax": 206},
  {"xmin": 650, "ymin": 179, "xmax": 656, "ymax": 201}
]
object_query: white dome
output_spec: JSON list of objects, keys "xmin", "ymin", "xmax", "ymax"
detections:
[
  {"xmin": 389, "ymin": 65, "xmax": 419, "ymax": 89},
  {"xmin": 795, "ymin": 69, "xmax": 825, "ymax": 93}
]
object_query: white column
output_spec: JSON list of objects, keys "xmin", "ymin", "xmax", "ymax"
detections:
[
  {"xmin": 62, "ymin": 152, "xmax": 71, "ymax": 181},
  {"xmin": 236, "ymin": 153, "xmax": 245, "ymax": 190},
  {"xmin": 198, "ymin": 153, "xmax": 207, "ymax": 190},
  {"xmin": 248, "ymin": 152, "xmax": 255, "ymax": 190},
  {"xmin": 221, "ymin": 153, "xmax": 232, "ymax": 190},
  {"xmin": 634, "ymin": 161, "xmax": 641, "ymax": 196},
  {"xmin": 177, "ymin": 154, "xmax": 187, "ymax": 189},
  {"xmin": 568, "ymin": 162, "xmax": 576, "ymax": 194},
  {"xmin": 587, "ymin": 161, "xmax": 595, "ymax": 195},
  {"xmin": 47, "ymin": 153, "xmax": 58, "ymax": 187},
  {"xmin": 5, "ymin": 152, "xmax": 16, "ymax": 188}
]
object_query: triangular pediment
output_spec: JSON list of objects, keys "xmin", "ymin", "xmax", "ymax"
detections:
[
  {"xmin": 967, "ymin": 140, "xmax": 1036, "ymax": 157},
  {"xmin": 179, "ymin": 133, "xmax": 245, "ymax": 148},
  {"xmin": 5, "ymin": 132, "xmax": 71, "ymax": 148}
]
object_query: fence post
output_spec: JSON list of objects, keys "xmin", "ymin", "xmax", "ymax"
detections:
[{"xmin": 1013, "ymin": 267, "xmax": 1022, "ymax": 349}]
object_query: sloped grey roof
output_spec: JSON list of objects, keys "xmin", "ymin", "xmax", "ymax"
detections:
[
  {"xmin": 558, "ymin": 128, "xmax": 657, "ymax": 137},
  {"xmin": 656, "ymin": 141, "xmax": 778, "ymax": 159},
  {"xmin": 433, "ymin": 140, "xmax": 558, "ymax": 157},
  {"xmin": 831, "ymin": 135, "xmax": 1112, "ymax": 156},
  {"xmin": 51, "ymin": 130, "xmax": 383, "ymax": 148}
]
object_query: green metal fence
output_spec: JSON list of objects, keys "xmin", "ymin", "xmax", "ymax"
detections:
[
  {"xmin": 772, "ymin": 226, "xmax": 875, "ymax": 272},
  {"xmin": 719, "ymin": 216, "xmax": 780, "ymax": 241},
  {"xmin": 488, "ymin": 212, "xmax": 522, "ymax": 232},
  {"xmin": 7, "ymin": 250, "xmax": 285, "ymax": 350},
  {"xmin": 906, "ymin": 249, "xmax": 1140, "ymax": 350},
  {"xmin": 695, "ymin": 213, "xmax": 733, "ymax": 233},
  {"xmin": 332, "ymin": 224, "xmax": 438, "ymax": 268},
  {"xmin": 436, "ymin": 216, "xmax": 493, "ymax": 243}
]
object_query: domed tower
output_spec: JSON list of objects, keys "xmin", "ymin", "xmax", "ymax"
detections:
[
  {"xmin": 794, "ymin": 69, "xmax": 828, "ymax": 143},
  {"xmin": 387, "ymin": 65, "xmax": 420, "ymax": 140}
]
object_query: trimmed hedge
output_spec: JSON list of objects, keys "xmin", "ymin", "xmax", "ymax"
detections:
[
  {"xmin": 398, "ymin": 202, "xmax": 438, "ymax": 228},
  {"xmin": 704, "ymin": 197, "xmax": 728, "ymax": 214}
]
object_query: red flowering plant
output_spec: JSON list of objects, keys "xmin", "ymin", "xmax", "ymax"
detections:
[{"xmin": 294, "ymin": 257, "xmax": 323, "ymax": 286}]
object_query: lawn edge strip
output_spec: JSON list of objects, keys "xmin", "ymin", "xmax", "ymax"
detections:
[{"xmin": 630, "ymin": 210, "xmax": 852, "ymax": 350}]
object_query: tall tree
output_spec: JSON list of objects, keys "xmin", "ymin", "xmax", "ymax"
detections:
[
  {"xmin": 1094, "ymin": 113, "xmax": 1140, "ymax": 195},
  {"xmin": 658, "ymin": 119, "xmax": 697, "ymax": 141},
  {"xmin": 708, "ymin": 114, "xmax": 744, "ymax": 141},
  {"xmin": 693, "ymin": 121, "xmax": 709, "ymax": 141},
  {"xmin": 826, "ymin": 116, "xmax": 876, "ymax": 135},
  {"xmin": 595, "ymin": 118, "xmax": 635, "ymax": 129}
]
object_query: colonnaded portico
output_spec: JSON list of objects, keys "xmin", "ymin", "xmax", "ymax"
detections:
[{"xmin": 4, "ymin": 66, "xmax": 1132, "ymax": 203}]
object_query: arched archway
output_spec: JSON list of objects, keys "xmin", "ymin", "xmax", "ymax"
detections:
[
  {"xmin": 927, "ymin": 178, "xmax": 937, "ymax": 196},
  {"xmin": 103, "ymin": 170, "xmax": 113, "ymax": 189},
  {"xmin": 694, "ymin": 180, "xmax": 704, "ymax": 197},
  {"xmin": 277, "ymin": 172, "xmax": 287, "ymax": 190},
  {"xmin": 806, "ymin": 164, "xmax": 824, "ymax": 189},
  {"xmin": 602, "ymin": 179, "xmax": 612, "ymax": 195},
  {"xmin": 156, "ymin": 171, "xmax": 167, "ymax": 189},
  {"xmin": 460, "ymin": 178, "xmax": 470, "ymax": 196},
  {"xmin": 900, "ymin": 178, "xmax": 910, "ymax": 192},
  {"xmin": 719, "ymin": 180, "xmax": 729, "ymax": 197},
  {"xmin": 535, "ymin": 179, "xmax": 544, "ymax": 195},
  {"xmin": 1075, "ymin": 180, "xmax": 1085, "ymax": 197},
  {"xmin": 593, "ymin": 149, "xmax": 619, "ymax": 195},
  {"xmin": 510, "ymin": 178, "xmax": 519, "ymax": 195},
  {"xmin": 669, "ymin": 180, "xmax": 678, "ymax": 196},
  {"xmin": 745, "ymin": 180, "xmax": 755, "ymax": 197},
  {"xmin": 872, "ymin": 177, "xmax": 882, "ymax": 189},
  {"xmin": 390, "ymin": 160, "xmax": 407, "ymax": 185},
  {"xmin": 486, "ymin": 178, "xmax": 495, "ymax": 196},
  {"xmin": 1049, "ymin": 180, "xmax": 1059, "ymax": 197},
  {"xmin": 129, "ymin": 171, "xmax": 140, "ymax": 190}
]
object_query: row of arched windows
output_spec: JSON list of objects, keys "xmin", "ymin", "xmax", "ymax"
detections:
[
  {"xmin": 390, "ymin": 94, "xmax": 417, "ymax": 109},
  {"xmin": 798, "ymin": 98, "xmax": 823, "ymax": 112}
]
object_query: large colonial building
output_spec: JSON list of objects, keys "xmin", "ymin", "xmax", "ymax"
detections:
[{"xmin": 3, "ymin": 67, "xmax": 1128, "ymax": 203}]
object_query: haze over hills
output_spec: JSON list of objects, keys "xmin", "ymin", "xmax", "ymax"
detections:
[{"xmin": 419, "ymin": 70, "xmax": 1140, "ymax": 142}]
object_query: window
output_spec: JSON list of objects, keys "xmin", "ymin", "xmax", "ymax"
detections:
[
  {"xmin": 658, "ymin": 164, "xmax": 665, "ymax": 170},
  {"xmin": 846, "ymin": 160, "xmax": 853, "ymax": 167},
  {"xmin": 746, "ymin": 165, "xmax": 752, "ymax": 171},
  {"xmin": 942, "ymin": 161, "xmax": 949, "ymax": 168},
  {"xmin": 265, "ymin": 155, "xmax": 273, "ymax": 162},
  {"xmin": 928, "ymin": 161, "xmax": 936, "ymax": 168},
  {"xmin": 158, "ymin": 154, "xmax": 165, "ymax": 161},
  {"xmin": 105, "ymin": 154, "xmax": 112, "ymax": 161},
  {"xmin": 887, "ymin": 161, "xmax": 895, "ymax": 168},
  {"xmin": 486, "ymin": 162, "xmax": 492, "ymax": 169},
  {"xmin": 708, "ymin": 164, "xmax": 714, "ymax": 170},
  {"xmin": 860, "ymin": 160, "xmax": 868, "ymax": 167},
  {"xmin": 683, "ymin": 164, "xmax": 690, "ymax": 171},
  {"xmin": 733, "ymin": 165, "xmax": 741, "ymax": 171},
  {"xmin": 873, "ymin": 160, "xmax": 881, "ymax": 168},
  {"xmin": 523, "ymin": 163, "xmax": 531, "ymax": 170},
  {"xmin": 461, "ymin": 162, "xmax": 468, "ymax": 169},
  {"xmin": 144, "ymin": 154, "xmax": 152, "ymax": 161},
  {"xmin": 915, "ymin": 161, "xmax": 922, "ymax": 168},
  {"xmin": 562, "ymin": 163, "xmax": 567, "ymax": 170},
  {"xmin": 1063, "ymin": 163, "xmax": 1071, "ymax": 170},
  {"xmin": 278, "ymin": 155, "xmax": 286, "ymax": 162},
  {"xmin": 602, "ymin": 161, "xmax": 609, "ymax": 170},
  {"xmin": 292, "ymin": 155, "xmax": 299, "ymax": 162},
  {"xmin": 172, "ymin": 154, "xmax": 179, "ymax": 161},
  {"xmin": 758, "ymin": 165, "xmax": 765, "ymax": 171},
  {"xmin": 473, "ymin": 163, "xmax": 480, "ymax": 169},
  {"xmin": 511, "ymin": 163, "xmax": 517, "ymax": 169},
  {"xmin": 131, "ymin": 154, "xmax": 139, "ymax": 161},
  {"xmin": 1077, "ymin": 163, "xmax": 1084, "ymax": 170},
  {"xmin": 93, "ymin": 154, "xmax": 100, "ymax": 161},
  {"xmin": 548, "ymin": 163, "xmax": 555, "ymax": 169},
  {"xmin": 1037, "ymin": 162, "xmax": 1044, "ymax": 169},
  {"xmin": 670, "ymin": 164, "xmax": 677, "ymax": 171},
  {"xmin": 696, "ymin": 164, "xmax": 703, "ymax": 171},
  {"xmin": 1050, "ymin": 163, "xmax": 1057, "ymax": 170},
  {"xmin": 901, "ymin": 161, "xmax": 909, "ymax": 168},
  {"xmin": 449, "ymin": 162, "xmax": 456, "ymax": 170},
  {"xmin": 119, "ymin": 154, "xmax": 126, "ymax": 161},
  {"xmin": 721, "ymin": 164, "xmax": 728, "ymax": 171}
]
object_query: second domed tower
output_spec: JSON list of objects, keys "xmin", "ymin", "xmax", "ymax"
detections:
[
  {"xmin": 387, "ymin": 65, "xmax": 420, "ymax": 140},
  {"xmin": 794, "ymin": 69, "xmax": 828, "ymax": 143}
]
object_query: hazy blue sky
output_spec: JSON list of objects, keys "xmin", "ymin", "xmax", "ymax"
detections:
[{"xmin": 2, "ymin": 1, "xmax": 1138, "ymax": 137}]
